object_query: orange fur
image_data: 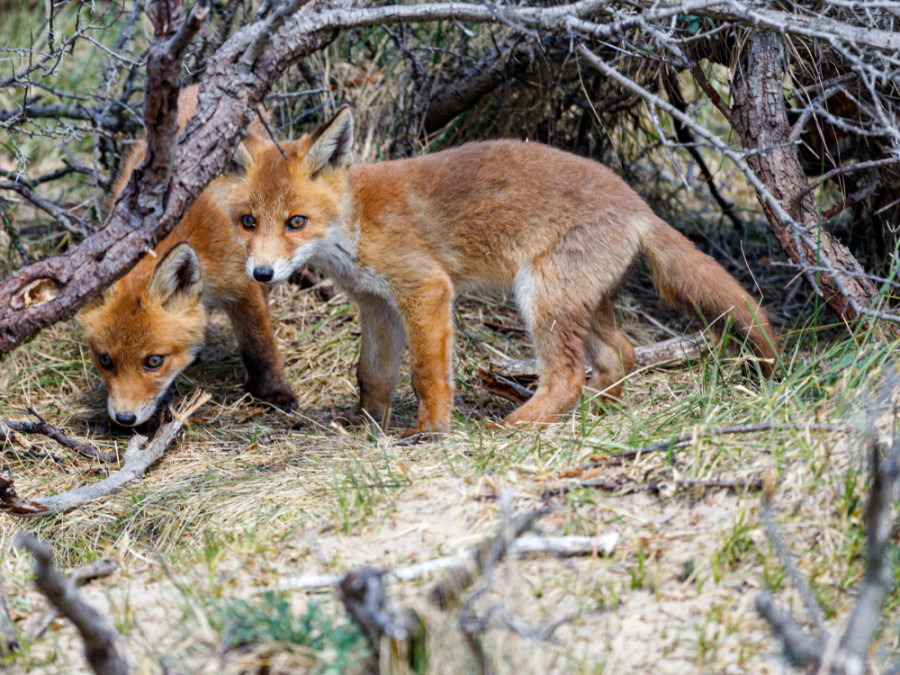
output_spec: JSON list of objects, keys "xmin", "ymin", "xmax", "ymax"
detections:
[
  {"xmin": 223, "ymin": 106, "xmax": 778, "ymax": 432},
  {"xmin": 77, "ymin": 85, "xmax": 295, "ymax": 427}
]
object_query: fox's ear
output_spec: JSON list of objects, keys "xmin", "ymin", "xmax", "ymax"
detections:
[
  {"xmin": 225, "ymin": 140, "xmax": 256, "ymax": 177},
  {"xmin": 304, "ymin": 105, "xmax": 354, "ymax": 176},
  {"xmin": 77, "ymin": 285, "xmax": 115, "ymax": 318},
  {"xmin": 149, "ymin": 243, "xmax": 203, "ymax": 305}
]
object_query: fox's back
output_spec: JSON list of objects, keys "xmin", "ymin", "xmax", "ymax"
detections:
[{"xmin": 352, "ymin": 140, "xmax": 655, "ymax": 289}]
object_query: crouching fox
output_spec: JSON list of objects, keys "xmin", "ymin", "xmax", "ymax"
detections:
[
  {"xmin": 219, "ymin": 106, "xmax": 778, "ymax": 433},
  {"xmin": 77, "ymin": 86, "xmax": 296, "ymax": 428}
]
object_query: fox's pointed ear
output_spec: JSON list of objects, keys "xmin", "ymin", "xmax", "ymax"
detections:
[
  {"xmin": 304, "ymin": 105, "xmax": 354, "ymax": 176},
  {"xmin": 78, "ymin": 285, "xmax": 115, "ymax": 317},
  {"xmin": 225, "ymin": 139, "xmax": 256, "ymax": 177},
  {"xmin": 148, "ymin": 243, "xmax": 203, "ymax": 305}
]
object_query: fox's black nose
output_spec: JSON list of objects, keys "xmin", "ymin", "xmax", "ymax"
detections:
[
  {"xmin": 115, "ymin": 412, "xmax": 137, "ymax": 426},
  {"xmin": 253, "ymin": 266, "xmax": 274, "ymax": 282}
]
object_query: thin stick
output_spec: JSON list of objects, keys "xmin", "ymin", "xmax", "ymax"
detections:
[
  {"xmin": 0, "ymin": 391, "xmax": 210, "ymax": 517},
  {"xmin": 542, "ymin": 477, "xmax": 763, "ymax": 498},
  {"xmin": 2, "ymin": 410, "xmax": 118, "ymax": 463}
]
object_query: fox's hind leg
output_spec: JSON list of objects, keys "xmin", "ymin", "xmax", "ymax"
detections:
[
  {"xmin": 500, "ymin": 267, "xmax": 589, "ymax": 428},
  {"xmin": 584, "ymin": 297, "xmax": 634, "ymax": 402},
  {"xmin": 224, "ymin": 283, "xmax": 297, "ymax": 410},
  {"xmin": 354, "ymin": 294, "xmax": 406, "ymax": 429}
]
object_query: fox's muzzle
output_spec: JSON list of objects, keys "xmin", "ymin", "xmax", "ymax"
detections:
[{"xmin": 253, "ymin": 265, "xmax": 274, "ymax": 282}]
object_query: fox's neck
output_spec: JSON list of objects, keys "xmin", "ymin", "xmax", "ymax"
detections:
[{"xmin": 311, "ymin": 172, "xmax": 393, "ymax": 299}]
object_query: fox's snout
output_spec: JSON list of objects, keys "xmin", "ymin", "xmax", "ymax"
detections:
[
  {"xmin": 105, "ymin": 383, "xmax": 166, "ymax": 427},
  {"xmin": 252, "ymin": 265, "xmax": 274, "ymax": 283},
  {"xmin": 244, "ymin": 254, "xmax": 295, "ymax": 285}
]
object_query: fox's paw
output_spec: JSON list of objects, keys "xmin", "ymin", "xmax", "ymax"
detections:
[
  {"xmin": 334, "ymin": 409, "xmax": 365, "ymax": 428},
  {"xmin": 256, "ymin": 389, "xmax": 299, "ymax": 412}
]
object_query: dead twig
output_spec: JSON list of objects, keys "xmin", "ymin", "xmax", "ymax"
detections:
[
  {"xmin": 0, "ymin": 390, "xmax": 210, "ymax": 517},
  {"xmin": 15, "ymin": 534, "xmax": 128, "ymax": 675},
  {"xmin": 1, "ymin": 410, "xmax": 118, "ymax": 462},
  {"xmin": 482, "ymin": 336, "xmax": 705, "ymax": 396},
  {"xmin": 541, "ymin": 477, "xmax": 763, "ymax": 499}
]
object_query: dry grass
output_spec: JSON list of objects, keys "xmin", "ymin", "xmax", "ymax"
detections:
[{"xmin": 1, "ymin": 274, "xmax": 898, "ymax": 673}]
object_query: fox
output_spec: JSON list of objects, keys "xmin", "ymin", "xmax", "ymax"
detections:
[
  {"xmin": 219, "ymin": 105, "xmax": 778, "ymax": 434},
  {"xmin": 77, "ymin": 85, "xmax": 296, "ymax": 428}
]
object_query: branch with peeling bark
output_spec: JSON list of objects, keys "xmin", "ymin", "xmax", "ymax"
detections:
[{"xmin": 0, "ymin": 390, "xmax": 210, "ymax": 517}]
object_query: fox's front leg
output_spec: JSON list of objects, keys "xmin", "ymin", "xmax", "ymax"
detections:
[
  {"xmin": 224, "ymin": 283, "xmax": 297, "ymax": 410},
  {"xmin": 354, "ymin": 294, "xmax": 406, "ymax": 428},
  {"xmin": 398, "ymin": 278, "xmax": 455, "ymax": 434}
]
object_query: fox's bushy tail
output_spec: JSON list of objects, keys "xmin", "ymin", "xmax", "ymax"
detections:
[{"xmin": 642, "ymin": 217, "xmax": 779, "ymax": 376}]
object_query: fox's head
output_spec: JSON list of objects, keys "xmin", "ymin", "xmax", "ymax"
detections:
[
  {"xmin": 77, "ymin": 243, "xmax": 206, "ymax": 427},
  {"xmin": 221, "ymin": 105, "xmax": 355, "ymax": 284}
]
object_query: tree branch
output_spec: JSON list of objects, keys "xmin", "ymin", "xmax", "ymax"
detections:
[{"xmin": 15, "ymin": 534, "xmax": 128, "ymax": 675}]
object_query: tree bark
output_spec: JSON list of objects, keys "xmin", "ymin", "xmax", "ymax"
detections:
[
  {"xmin": 729, "ymin": 31, "xmax": 879, "ymax": 323},
  {"xmin": 0, "ymin": 0, "xmax": 356, "ymax": 355}
]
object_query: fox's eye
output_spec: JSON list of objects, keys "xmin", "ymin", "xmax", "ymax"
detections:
[
  {"xmin": 98, "ymin": 353, "xmax": 113, "ymax": 370},
  {"xmin": 144, "ymin": 355, "xmax": 165, "ymax": 370},
  {"xmin": 240, "ymin": 214, "xmax": 256, "ymax": 230},
  {"xmin": 286, "ymin": 215, "xmax": 307, "ymax": 231}
]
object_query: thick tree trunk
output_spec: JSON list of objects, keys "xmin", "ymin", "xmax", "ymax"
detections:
[{"xmin": 729, "ymin": 30, "xmax": 879, "ymax": 323}]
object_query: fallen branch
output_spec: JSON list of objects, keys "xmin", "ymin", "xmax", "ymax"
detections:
[
  {"xmin": 0, "ymin": 390, "xmax": 210, "ymax": 517},
  {"xmin": 15, "ymin": 534, "xmax": 128, "ymax": 675},
  {"xmin": 0, "ymin": 420, "xmax": 67, "ymax": 466},
  {"xmin": 28, "ymin": 559, "xmax": 119, "ymax": 643},
  {"xmin": 1, "ymin": 411, "xmax": 118, "ymax": 463},
  {"xmin": 482, "ymin": 336, "xmax": 705, "ymax": 396},
  {"xmin": 541, "ymin": 477, "xmax": 763, "ymax": 499},
  {"xmin": 266, "ymin": 532, "xmax": 618, "ymax": 595}
]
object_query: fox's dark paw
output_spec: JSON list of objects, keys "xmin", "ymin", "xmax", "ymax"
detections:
[
  {"xmin": 334, "ymin": 409, "xmax": 365, "ymax": 428},
  {"xmin": 256, "ymin": 389, "xmax": 299, "ymax": 412}
]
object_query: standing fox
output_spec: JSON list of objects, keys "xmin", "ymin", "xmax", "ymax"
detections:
[
  {"xmin": 221, "ymin": 106, "xmax": 778, "ymax": 433},
  {"xmin": 77, "ymin": 86, "xmax": 296, "ymax": 428}
]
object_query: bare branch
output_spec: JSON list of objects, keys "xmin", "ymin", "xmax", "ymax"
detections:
[
  {"xmin": 15, "ymin": 534, "xmax": 129, "ymax": 675},
  {"xmin": 0, "ymin": 390, "xmax": 210, "ymax": 517}
]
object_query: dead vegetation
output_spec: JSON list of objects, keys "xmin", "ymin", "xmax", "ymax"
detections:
[{"xmin": 1, "ymin": 277, "xmax": 898, "ymax": 673}]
